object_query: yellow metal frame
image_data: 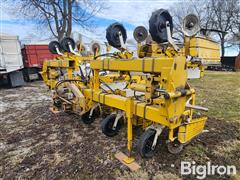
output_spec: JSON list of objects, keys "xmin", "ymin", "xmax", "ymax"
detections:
[{"xmin": 41, "ymin": 33, "xmax": 220, "ymax": 161}]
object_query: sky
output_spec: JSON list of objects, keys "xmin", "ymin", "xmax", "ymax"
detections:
[
  {"xmin": 0, "ymin": 0, "xmax": 239, "ymax": 55},
  {"xmin": 0, "ymin": 0, "xmax": 174, "ymax": 41}
]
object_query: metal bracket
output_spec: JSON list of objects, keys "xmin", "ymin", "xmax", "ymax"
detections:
[
  {"xmin": 56, "ymin": 47, "xmax": 65, "ymax": 56},
  {"xmin": 147, "ymin": 124, "xmax": 165, "ymax": 150},
  {"xmin": 166, "ymin": 21, "xmax": 179, "ymax": 52},
  {"xmin": 68, "ymin": 44, "xmax": 81, "ymax": 56},
  {"xmin": 112, "ymin": 111, "xmax": 124, "ymax": 130},
  {"xmin": 186, "ymin": 97, "xmax": 208, "ymax": 111},
  {"xmin": 89, "ymin": 103, "xmax": 101, "ymax": 118},
  {"xmin": 118, "ymin": 32, "xmax": 127, "ymax": 50}
]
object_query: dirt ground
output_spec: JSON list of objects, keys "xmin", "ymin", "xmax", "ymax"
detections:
[{"xmin": 0, "ymin": 77, "xmax": 239, "ymax": 179}]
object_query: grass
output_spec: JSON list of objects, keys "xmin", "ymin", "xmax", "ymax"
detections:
[
  {"xmin": 189, "ymin": 71, "xmax": 240, "ymax": 121},
  {"xmin": 115, "ymin": 71, "xmax": 240, "ymax": 179}
]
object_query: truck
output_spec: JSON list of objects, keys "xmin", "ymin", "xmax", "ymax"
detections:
[
  {"xmin": 21, "ymin": 44, "xmax": 58, "ymax": 81},
  {"xmin": 0, "ymin": 33, "xmax": 25, "ymax": 87}
]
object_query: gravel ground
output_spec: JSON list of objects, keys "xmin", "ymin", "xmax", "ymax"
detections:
[{"xmin": 0, "ymin": 81, "xmax": 239, "ymax": 179}]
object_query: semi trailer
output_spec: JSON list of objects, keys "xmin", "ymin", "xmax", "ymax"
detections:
[{"xmin": 0, "ymin": 33, "xmax": 25, "ymax": 87}]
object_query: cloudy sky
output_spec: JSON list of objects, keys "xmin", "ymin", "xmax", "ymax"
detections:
[
  {"xmin": 0, "ymin": 0, "xmax": 177, "ymax": 41},
  {"xmin": 0, "ymin": 0, "xmax": 238, "ymax": 55}
]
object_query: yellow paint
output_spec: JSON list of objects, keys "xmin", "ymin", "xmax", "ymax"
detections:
[{"xmin": 40, "ymin": 31, "xmax": 220, "ymax": 157}]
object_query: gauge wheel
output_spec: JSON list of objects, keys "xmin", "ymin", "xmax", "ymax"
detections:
[
  {"xmin": 133, "ymin": 26, "xmax": 148, "ymax": 43},
  {"xmin": 101, "ymin": 114, "xmax": 123, "ymax": 137},
  {"xmin": 138, "ymin": 129, "xmax": 157, "ymax": 158},
  {"xmin": 48, "ymin": 41, "xmax": 61, "ymax": 54},
  {"xmin": 53, "ymin": 99, "xmax": 62, "ymax": 108},
  {"xmin": 106, "ymin": 22, "xmax": 127, "ymax": 48},
  {"xmin": 149, "ymin": 9, "xmax": 173, "ymax": 43},
  {"xmin": 81, "ymin": 108, "xmax": 100, "ymax": 124},
  {"xmin": 60, "ymin": 37, "xmax": 76, "ymax": 52},
  {"xmin": 167, "ymin": 140, "xmax": 184, "ymax": 154}
]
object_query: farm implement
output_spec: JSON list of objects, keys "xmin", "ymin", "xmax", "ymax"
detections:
[{"xmin": 41, "ymin": 9, "xmax": 220, "ymax": 168}]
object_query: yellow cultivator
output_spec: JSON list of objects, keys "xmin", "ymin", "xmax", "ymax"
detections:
[{"xmin": 41, "ymin": 9, "xmax": 220, "ymax": 166}]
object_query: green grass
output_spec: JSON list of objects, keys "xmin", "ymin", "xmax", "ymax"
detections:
[{"xmin": 189, "ymin": 71, "xmax": 240, "ymax": 121}]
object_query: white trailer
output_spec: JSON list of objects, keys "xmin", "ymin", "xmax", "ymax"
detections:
[{"xmin": 0, "ymin": 33, "xmax": 25, "ymax": 87}]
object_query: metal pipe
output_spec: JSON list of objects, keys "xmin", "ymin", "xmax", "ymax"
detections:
[{"xmin": 129, "ymin": 83, "xmax": 145, "ymax": 92}]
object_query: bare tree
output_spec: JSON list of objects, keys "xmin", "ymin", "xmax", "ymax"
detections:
[
  {"xmin": 170, "ymin": 0, "xmax": 215, "ymax": 39},
  {"xmin": 210, "ymin": 0, "xmax": 240, "ymax": 56},
  {"xmin": 5, "ymin": 0, "xmax": 105, "ymax": 41},
  {"xmin": 230, "ymin": 0, "xmax": 240, "ymax": 51},
  {"xmin": 170, "ymin": 0, "xmax": 240, "ymax": 56}
]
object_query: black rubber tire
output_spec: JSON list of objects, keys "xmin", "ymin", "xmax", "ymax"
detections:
[
  {"xmin": 48, "ymin": 41, "xmax": 62, "ymax": 54},
  {"xmin": 167, "ymin": 140, "xmax": 184, "ymax": 154},
  {"xmin": 106, "ymin": 22, "xmax": 127, "ymax": 48},
  {"xmin": 149, "ymin": 9, "xmax": 173, "ymax": 43},
  {"xmin": 81, "ymin": 108, "xmax": 99, "ymax": 124},
  {"xmin": 101, "ymin": 114, "xmax": 122, "ymax": 137},
  {"xmin": 138, "ymin": 129, "xmax": 157, "ymax": 158},
  {"xmin": 60, "ymin": 37, "xmax": 76, "ymax": 52},
  {"xmin": 53, "ymin": 99, "xmax": 62, "ymax": 108}
]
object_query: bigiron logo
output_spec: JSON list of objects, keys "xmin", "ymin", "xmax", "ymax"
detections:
[{"xmin": 180, "ymin": 161, "xmax": 237, "ymax": 179}]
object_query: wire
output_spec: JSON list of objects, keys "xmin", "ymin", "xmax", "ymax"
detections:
[
  {"xmin": 87, "ymin": 69, "xmax": 92, "ymax": 81},
  {"xmin": 94, "ymin": 53, "xmax": 120, "ymax": 60},
  {"xmin": 99, "ymin": 79, "xmax": 116, "ymax": 94},
  {"xmin": 99, "ymin": 86, "xmax": 108, "ymax": 93},
  {"xmin": 133, "ymin": 90, "xmax": 145, "ymax": 101},
  {"xmin": 94, "ymin": 53, "xmax": 114, "ymax": 59},
  {"xmin": 79, "ymin": 66, "xmax": 86, "ymax": 81}
]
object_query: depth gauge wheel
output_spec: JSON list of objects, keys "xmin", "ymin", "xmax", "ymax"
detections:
[
  {"xmin": 48, "ymin": 41, "xmax": 62, "ymax": 54},
  {"xmin": 60, "ymin": 37, "xmax": 76, "ymax": 52},
  {"xmin": 167, "ymin": 140, "xmax": 184, "ymax": 154},
  {"xmin": 81, "ymin": 108, "xmax": 100, "ymax": 124},
  {"xmin": 53, "ymin": 99, "xmax": 62, "ymax": 108},
  {"xmin": 101, "ymin": 114, "xmax": 123, "ymax": 137},
  {"xmin": 149, "ymin": 9, "xmax": 173, "ymax": 43},
  {"xmin": 106, "ymin": 22, "xmax": 127, "ymax": 49},
  {"xmin": 138, "ymin": 129, "xmax": 157, "ymax": 158}
]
